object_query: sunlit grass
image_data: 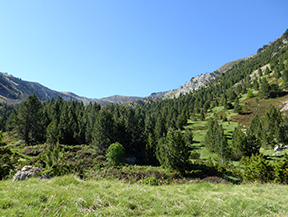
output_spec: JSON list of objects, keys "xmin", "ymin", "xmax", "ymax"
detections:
[{"xmin": 1, "ymin": 175, "xmax": 288, "ymax": 216}]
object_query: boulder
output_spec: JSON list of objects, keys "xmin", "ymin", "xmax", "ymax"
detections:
[
  {"xmin": 125, "ymin": 157, "xmax": 137, "ymax": 165},
  {"xmin": 12, "ymin": 166, "xmax": 44, "ymax": 181},
  {"xmin": 274, "ymin": 146, "xmax": 283, "ymax": 152}
]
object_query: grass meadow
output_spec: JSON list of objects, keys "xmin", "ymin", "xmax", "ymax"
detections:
[{"xmin": 1, "ymin": 175, "xmax": 288, "ymax": 216}]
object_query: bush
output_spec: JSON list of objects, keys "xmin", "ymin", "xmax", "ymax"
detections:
[
  {"xmin": 247, "ymin": 90, "xmax": 254, "ymax": 99},
  {"xmin": 190, "ymin": 150, "xmax": 200, "ymax": 159},
  {"xmin": 241, "ymin": 154, "xmax": 274, "ymax": 183},
  {"xmin": 274, "ymin": 154, "xmax": 288, "ymax": 184},
  {"xmin": 106, "ymin": 142, "xmax": 125, "ymax": 166},
  {"xmin": 0, "ymin": 147, "xmax": 19, "ymax": 180}
]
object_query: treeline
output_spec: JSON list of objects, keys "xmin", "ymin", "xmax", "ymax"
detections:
[
  {"xmin": 0, "ymin": 29, "xmax": 288, "ymax": 174},
  {"xmin": 0, "ymin": 93, "xmax": 192, "ymax": 167}
]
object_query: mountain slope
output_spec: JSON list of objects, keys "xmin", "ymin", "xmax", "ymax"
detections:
[
  {"xmin": 158, "ymin": 30, "xmax": 288, "ymax": 99},
  {"xmin": 163, "ymin": 73, "xmax": 217, "ymax": 99},
  {"xmin": 0, "ymin": 73, "xmax": 143, "ymax": 106},
  {"xmin": 1, "ymin": 29, "xmax": 287, "ymax": 106}
]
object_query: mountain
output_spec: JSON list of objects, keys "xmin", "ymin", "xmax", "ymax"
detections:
[
  {"xmin": 153, "ymin": 31, "xmax": 287, "ymax": 100},
  {"xmin": 150, "ymin": 55, "xmax": 254, "ymax": 100},
  {"xmin": 0, "ymin": 73, "xmax": 143, "ymax": 106},
  {"xmin": 162, "ymin": 72, "xmax": 217, "ymax": 99},
  {"xmin": 1, "ymin": 29, "xmax": 287, "ymax": 106}
]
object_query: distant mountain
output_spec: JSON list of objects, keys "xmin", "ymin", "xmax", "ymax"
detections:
[
  {"xmin": 0, "ymin": 73, "xmax": 143, "ymax": 106},
  {"xmin": 0, "ymin": 55, "xmax": 253, "ymax": 106},
  {"xmin": 90, "ymin": 95, "xmax": 143, "ymax": 106},
  {"xmin": 2, "ymin": 30, "xmax": 286, "ymax": 105}
]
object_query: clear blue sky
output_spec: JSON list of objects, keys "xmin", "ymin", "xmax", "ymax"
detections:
[{"xmin": 0, "ymin": 1, "xmax": 287, "ymax": 99}]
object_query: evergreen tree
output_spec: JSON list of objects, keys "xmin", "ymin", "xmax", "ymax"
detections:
[
  {"xmin": 91, "ymin": 110, "xmax": 115, "ymax": 151},
  {"xmin": 156, "ymin": 129, "xmax": 190, "ymax": 170},
  {"xmin": 176, "ymin": 109, "xmax": 187, "ymax": 130},
  {"xmin": 46, "ymin": 118, "xmax": 59, "ymax": 147},
  {"xmin": 259, "ymin": 78, "xmax": 271, "ymax": 99},
  {"xmin": 214, "ymin": 124, "xmax": 230, "ymax": 163},
  {"xmin": 263, "ymin": 105, "xmax": 285, "ymax": 143},
  {"xmin": 199, "ymin": 109, "xmax": 205, "ymax": 121},
  {"xmin": 184, "ymin": 129, "xmax": 194, "ymax": 146},
  {"xmin": 15, "ymin": 93, "xmax": 44, "ymax": 144},
  {"xmin": 234, "ymin": 97, "xmax": 241, "ymax": 113},
  {"xmin": 252, "ymin": 79, "xmax": 259, "ymax": 90},
  {"xmin": 231, "ymin": 127, "xmax": 261, "ymax": 158},
  {"xmin": 229, "ymin": 90, "xmax": 237, "ymax": 102},
  {"xmin": 258, "ymin": 68, "xmax": 263, "ymax": 76},
  {"xmin": 205, "ymin": 118, "xmax": 231, "ymax": 163},
  {"xmin": 146, "ymin": 133, "xmax": 159, "ymax": 165},
  {"xmin": 58, "ymin": 103, "xmax": 79, "ymax": 145},
  {"xmin": 274, "ymin": 68, "xmax": 281, "ymax": 79},
  {"xmin": 154, "ymin": 115, "xmax": 167, "ymax": 140},
  {"xmin": 205, "ymin": 118, "xmax": 218, "ymax": 152}
]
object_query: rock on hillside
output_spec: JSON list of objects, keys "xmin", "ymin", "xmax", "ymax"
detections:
[
  {"xmin": 148, "ymin": 91, "xmax": 168, "ymax": 98},
  {"xmin": 163, "ymin": 73, "xmax": 216, "ymax": 99}
]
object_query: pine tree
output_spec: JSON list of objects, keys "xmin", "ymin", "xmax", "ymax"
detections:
[
  {"xmin": 154, "ymin": 115, "xmax": 167, "ymax": 140},
  {"xmin": 156, "ymin": 129, "xmax": 190, "ymax": 170},
  {"xmin": 234, "ymin": 97, "xmax": 241, "ymax": 113},
  {"xmin": 274, "ymin": 68, "xmax": 281, "ymax": 79},
  {"xmin": 253, "ymin": 79, "xmax": 259, "ymax": 90},
  {"xmin": 259, "ymin": 78, "xmax": 271, "ymax": 99},
  {"xmin": 205, "ymin": 117, "xmax": 231, "ymax": 163},
  {"xmin": 58, "ymin": 103, "xmax": 79, "ymax": 145},
  {"xmin": 15, "ymin": 93, "xmax": 44, "ymax": 144},
  {"xmin": 146, "ymin": 133, "xmax": 159, "ymax": 165},
  {"xmin": 91, "ymin": 110, "xmax": 115, "ymax": 151},
  {"xmin": 232, "ymin": 127, "xmax": 261, "ymax": 158},
  {"xmin": 176, "ymin": 109, "xmax": 187, "ymax": 130},
  {"xmin": 214, "ymin": 124, "xmax": 230, "ymax": 163},
  {"xmin": 46, "ymin": 118, "xmax": 59, "ymax": 147}
]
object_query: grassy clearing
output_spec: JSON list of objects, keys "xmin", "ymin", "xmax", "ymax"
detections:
[
  {"xmin": 1, "ymin": 175, "xmax": 288, "ymax": 216},
  {"xmin": 186, "ymin": 112, "xmax": 238, "ymax": 161}
]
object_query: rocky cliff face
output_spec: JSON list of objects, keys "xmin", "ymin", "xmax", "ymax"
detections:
[{"xmin": 163, "ymin": 72, "xmax": 217, "ymax": 99}]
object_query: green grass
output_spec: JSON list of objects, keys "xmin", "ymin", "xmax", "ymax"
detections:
[
  {"xmin": 186, "ymin": 110, "xmax": 239, "ymax": 161},
  {"xmin": 1, "ymin": 175, "xmax": 288, "ymax": 216}
]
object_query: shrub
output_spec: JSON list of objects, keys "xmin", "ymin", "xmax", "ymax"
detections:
[
  {"xmin": 0, "ymin": 147, "xmax": 19, "ymax": 180},
  {"xmin": 274, "ymin": 154, "xmax": 288, "ymax": 184},
  {"xmin": 241, "ymin": 154, "xmax": 274, "ymax": 183},
  {"xmin": 190, "ymin": 150, "xmax": 200, "ymax": 159},
  {"xmin": 106, "ymin": 142, "xmax": 125, "ymax": 166},
  {"xmin": 247, "ymin": 90, "xmax": 254, "ymax": 99}
]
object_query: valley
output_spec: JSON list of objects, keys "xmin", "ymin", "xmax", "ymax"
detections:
[{"xmin": 0, "ymin": 29, "xmax": 288, "ymax": 216}]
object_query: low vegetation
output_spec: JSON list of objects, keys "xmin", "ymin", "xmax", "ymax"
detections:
[{"xmin": 1, "ymin": 175, "xmax": 288, "ymax": 216}]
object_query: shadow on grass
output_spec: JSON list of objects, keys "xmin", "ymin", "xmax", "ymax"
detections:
[{"xmin": 239, "ymin": 111, "xmax": 252, "ymax": 115}]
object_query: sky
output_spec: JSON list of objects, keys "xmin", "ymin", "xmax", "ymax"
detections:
[{"xmin": 0, "ymin": 1, "xmax": 287, "ymax": 99}]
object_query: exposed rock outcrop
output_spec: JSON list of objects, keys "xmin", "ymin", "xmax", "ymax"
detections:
[
  {"xmin": 164, "ymin": 73, "xmax": 216, "ymax": 99},
  {"xmin": 12, "ymin": 166, "xmax": 44, "ymax": 181}
]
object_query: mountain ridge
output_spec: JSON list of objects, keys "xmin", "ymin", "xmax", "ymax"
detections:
[
  {"xmin": 0, "ymin": 72, "xmax": 144, "ymax": 106},
  {"xmin": 1, "ymin": 31, "xmax": 286, "ymax": 105}
]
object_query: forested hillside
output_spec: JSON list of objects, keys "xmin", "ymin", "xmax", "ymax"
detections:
[{"xmin": 1, "ymin": 29, "xmax": 288, "ymax": 184}]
